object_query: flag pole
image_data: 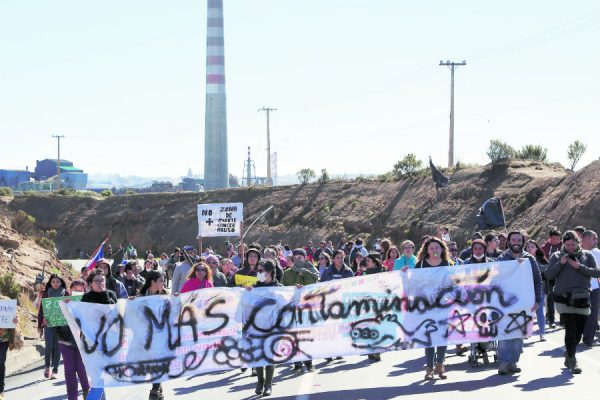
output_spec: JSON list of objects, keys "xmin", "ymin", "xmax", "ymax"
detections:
[{"xmin": 83, "ymin": 237, "xmax": 108, "ymax": 269}]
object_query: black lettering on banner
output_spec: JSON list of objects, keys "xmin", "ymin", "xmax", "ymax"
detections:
[
  {"xmin": 203, "ymin": 298, "xmax": 229, "ymax": 335},
  {"xmin": 143, "ymin": 303, "xmax": 178, "ymax": 350},
  {"xmin": 77, "ymin": 314, "xmax": 125, "ymax": 356},
  {"xmin": 504, "ymin": 311, "xmax": 533, "ymax": 335}
]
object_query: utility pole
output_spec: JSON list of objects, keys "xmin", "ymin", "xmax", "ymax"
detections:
[
  {"xmin": 258, "ymin": 107, "xmax": 276, "ymax": 186},
  {"xmin": 439, "ymin": 60, "xmax": 466, "ymax": 168},
  {"xmin": 52, "ymin": 134, "xmax": 65, "ymax": 191}
]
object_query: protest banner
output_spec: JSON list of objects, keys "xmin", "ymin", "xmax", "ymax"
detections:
[
  {"xmin": 42, "ymin": 295, "xmax": 83, "ymax": 327},
  {"xmin": 0, "ymin": 299, "xmax": 17, "ymax": 328},
  {"xmin": 197, "ymin": 203, "xmax": 243, "ymax": 238},
  {"xmin": 234, "ymin": 274, "xmax": 257, "ymax": 287},
  {"xmin": 62, "ymin": 260, "xmax": 535, "ymax": 388}
]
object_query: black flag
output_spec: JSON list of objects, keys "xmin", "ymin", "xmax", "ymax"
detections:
[
  {"xmin": 476, "ymin": 197, "xmax": 506, "ymax": 229},
  {"xmin": 429, "ymin": 158, "xmax": 449, "ymax": 189}
]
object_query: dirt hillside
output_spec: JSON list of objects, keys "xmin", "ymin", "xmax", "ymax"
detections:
[{"xmin": 7, "ymin": 160, "xmax": 600, "ymax": 257}]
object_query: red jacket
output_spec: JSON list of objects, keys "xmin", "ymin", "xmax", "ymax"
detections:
[{"xmin": 541, "ymin": 239, "xmax": 562, "ymax": 260}]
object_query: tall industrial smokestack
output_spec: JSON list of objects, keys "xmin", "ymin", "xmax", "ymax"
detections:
[{"xmin": 204, "ymin": 0, "xmax": 228, "ymax": 190}]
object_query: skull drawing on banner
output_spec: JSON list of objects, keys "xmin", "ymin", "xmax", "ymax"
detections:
[{"xmin": 474, "ymin": 306, "xmax": 504, "ymax": 337}]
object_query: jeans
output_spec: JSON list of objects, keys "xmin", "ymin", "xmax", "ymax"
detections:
[
  {"xmin": 562, "ymin": 313, "xmax": 587, "ymax": 358},
  {"xmin": 583, "ymin": 288, "xmax": 600, "ymax": 344},
  {"xmin": 0, "ymin": 341, "xmax": 8, "ymax": 393},
  {"xmin": 256, "ymin": 365, "xmax": 274, "ymax": 386},
  {"xmin": 497, "ymin": 338, "xmax": 523, "ymax": 364},
  {"xmin": 545, "ymin": 280, "xmax": 556, "ymax": 324},
  {"xmin": 59, "ymin": 343, "xmax": 90, "ymax": 400},
  {"xmin": 536, "ymin": 293, "xmax": 546, "ymax": 335},
  {"xmin": 44, "ymin": 327, "xmax": 61, "ymax": 372},
  {"xmin": 424, "ymin": 346, "xmax": 447, "ymax": 369}
]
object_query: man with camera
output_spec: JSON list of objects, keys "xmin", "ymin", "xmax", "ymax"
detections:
[{"xmin": 545, "ymin": 230, "xmax": 600, "ymax": 374}]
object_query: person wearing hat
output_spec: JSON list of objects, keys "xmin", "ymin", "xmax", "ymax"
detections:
[
  {"xmin": 464, "ymin": 239, "xmax": 491, "ymax": 264},
  {"xmin": 282, "ymin": 248, "xmax": 320, "ymax": 372},
  {"xmin": 459, "ymin": 232, "xmax": 483, "ymax": 261},
  {"xmin": 234, "ymin": 247, "xmax": 262, "ymax": 281}
]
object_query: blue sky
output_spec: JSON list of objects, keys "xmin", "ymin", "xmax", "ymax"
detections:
[{"xmin": 1, "ymin": 1, "xmax": 599, "ymax": 180}]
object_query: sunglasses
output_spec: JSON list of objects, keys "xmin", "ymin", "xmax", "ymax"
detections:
[{"xmin": 196, "ymin": 268, "xmax": 207, "ymax": 273}]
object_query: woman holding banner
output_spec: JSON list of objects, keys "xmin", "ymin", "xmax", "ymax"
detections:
[
  {"xmin": 140, "ymin": 270, "xmax": 168, "ymax": 399},
  {"xmin": 247, "ymin": 260, "xmax": 281, "ymax": 396},
  {"xmin": 37, "ymin": 274, "xmax": 67, "ymax": 379},
  {"xmin": 57, "ymin": 280, "xmax": 90, "ymax": 400},
  {"xmin": 181, "ymin": 262, "xmax": 214, "ymax": 293},
  {"xmin": 416, "ymin": 237, "xmax": 452, "ymax": 380}
]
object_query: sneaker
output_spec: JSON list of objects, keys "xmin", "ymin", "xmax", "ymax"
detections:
[
  {"xmin": 325, "ymin": 358, "xmax": 333, "ymax": 362},
  {"xmin": 371, "ymin": 353, "xmax": 382, "ymax": 362},
  {"xmin": 293, "ymin": 363, "xmax": 302, "ymax": 372},
  {"xmin": 251, "ymin": 368, "xmax": 257, "ymax": 377},
  {"xmin": 567, "ymin": 357, "xmax": 582, "ymax": 374},
  {"xmin": 335, "ymin": 356, "xmax": 343, "ymax": 360},
  {"xmin": 549, "ymin": 322, "xmax": 556, "ymax": 329},
  {"xmin": 44, "ymin": 368, "xmax": 50, "ymax": 379},
  {"xmin": 305, "ymin": 364, "xmax": 315, "ymax": 372},
  {"xmin": 255, "ymin": 380, "xmax": 264, "ymax": 395},
  {"xmin": 540, "ymin": 335, "xmax": 546, "ymax": 342},
  {"xmin": 148, "ymin": 389, "xmax": 164, "ymax": 400},
  {"xmin": 263, "ymin": 386, "xmax": 272, "ymax": 396},
  {"xmin": 50, "ymin": 372, "xmax": 58, "ymax": 380},
  {"xmin": 508, "ymin": 363, "xmax": 521, "ymax": 373}
]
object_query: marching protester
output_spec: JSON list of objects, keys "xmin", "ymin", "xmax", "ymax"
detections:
[
  {"xmin": 282, "ymin": 248, "xmax": 320, "ymax": 372},
  {"xmin": 181, "ymin": 262, "xmax": 214, "ymax": 293},
  {"xmin": 526, "ymin": 239, "xmax": 549, "ymax": 341},
  {"xmin": 581, "ymin": 230, "xmax": 600, "ymax": 346},
  {"xmin": 349, "ymin": 238, "xmax": 369, "ymax": 266},
  {"xmin": 546, "ymin": 230, "xmax": 600, "ymax": 374},
  {"xmin": 364, "ymin": 253, "xmax": 386, "ymax": 362},
  {"xmin": 246, "ymin": 260, "xmax": 281, "ymax": 396},
  {"xmin": 393, "ymin": 240, "xmax": 417, "ymax": 270},
  {"xmin": 464, "ymin": 239, "xmax": 490, "ymax": 265},
  {"xmin": 0, "ymin": 296, "xmax": 22, "ymax": 400},
  {"xmin": 459, "ymin": 232, "xmax": 482, "ymax": 261},
  {"xmin": 484, "ymin": 232, "xmax": 503, "ymax": 260},
  {"xmin": 496, "ymin": 230, "xmax": 542, "ymax": 376},
  {"xmin": 447, "ymin": 241, "xmax": 463, "ymax": 265},
  {"xmin": 140, "ymin": 270, "xmax": 168, "ymax": 399},
  {"xmin": 320, "ymin": 250, "xmax": 353, "ymax": 282},
  {"xmin": 171, "ymin": 252, "xmax": 192, "ymax": 294},
  {"xmin": 83, "ymin": 269, "xmax": 118, "ymax": 304},
  {"xmin": 120, "ymin": 262, "xmax": 144, "ymax": 297},
  {"xmin": 140, "ymin": 259, "xmax": 156, "ymax": 281},
  {"xmin": 316, "ymin": 251, "xmax": 332, "ymax": 276},
  {"xmin": 206, "ymin": 255, "xmax": 228, "ymax": 287},
  {"xmin": 37, "ymin": 273, "xmax": 67, "ymax": 379},
  {"xmin": 379, "ymin": 239, "xmax": 392, "ymax": 261},
  {"xmin": 234, "ymin": 246, "xmax": 261, "ymax": 282},
  {"xmin": 97, "ymin": 258, "xmax": 128, "ymax": 299},
  {"xmin": 262, "ymin": 247, "xmax": 284, "ymax": 282},
  {"xmin": 383, "ymin": 246, "xmax": 400, "ymax": 271},
  {"xmin": 416, "ymin": 237, "xmax": 452, "ymax": 379},
  {"xmin": 350, "ymin": 252, "xmax": 365, "ymax": 274},
  {"xmin": 57, "ymin": 280, "xmax": 90, "ymax": 400}
]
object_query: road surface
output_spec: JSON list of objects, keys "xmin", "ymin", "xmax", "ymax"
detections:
[{"xmin": 5, "ymin": 326, "xmax": 599, "ymax": 400}]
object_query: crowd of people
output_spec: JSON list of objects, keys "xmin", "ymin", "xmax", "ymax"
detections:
[{"xmin": 23, "ymin": 225, "xmax": 600, "ymax": 399}]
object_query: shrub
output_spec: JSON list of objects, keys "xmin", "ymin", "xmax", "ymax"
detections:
[
  {"xmin": 36, "ymin": 236, "xmax": 55, "ymax": 251},
  {"xmin": 100, "ymin": 189, "xmax": 113, "ymax": 197},
  {"xmin": 516, "ymin": 144, "xmax": 547, "ymax": 161},
  {"xmin": 0, "ymin": 273, "xmax": 21, "ymax": 299},
  {"xmin": 124, "ymin": 189, "xmax": 137, "ymax": 195},
  {"xmin": 317, "ymin": 169, "xmax": 330, "ymax": 184},
  {"xmin": 12, "ymin": 210, "xmax": 36, "ymax": 235},
  {"xmin": 567, "ymin": 140, "xmax": 587, "ymax": 171},
  {"xmin": 297, "ymin": 168, "xmax": 316, "ymax": 185},
  {"xmin": 487, "ymin": 139, "xmax": 515, "ymax": 162},
  {"xmin": 0, "ymin": 187, "xmax": 12, "ymax": 196},
  {"xmin": 392, "ymin": 153, "xmax": 423, "ymax": 179}
]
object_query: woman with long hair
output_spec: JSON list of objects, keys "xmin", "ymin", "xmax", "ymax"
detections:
[
  {"xmin": 351, "ymin": 252, "xmax": 365, "ymax": 274},
  {"xmin": 140, "ymin": 270, "xmax": 168, "ymax": 399},
  {"xmin": 526, "ymin": 239, "xmax": 549, "ymax": 341},
  {"xmin": 384, "ymin": 246, "xmax": 400, "ymax": 271},
  {"xmin": 545, "ymin": 230, "xmax": 600, "ymax": 374},
  {"xmin": 37, "ymin": 273, "xmax": 67, "ymax": 379},
  {"xmin": 57, "ymin": 280, "xmax": 90, "ymax": 400},
  {"xmin": 416, "ymin": 237, "xmax": 452, "ymax": 380},
  {"xmin": 181, "ymin": 262, "xmax": 214, "ymax": 293},
  {"xmin": 316, "ymin": 252, "xmax": 332, "ymax": 276},
  {"xmin": 246, "ymin": 260, "xmax": 281, "ymax": 396}
]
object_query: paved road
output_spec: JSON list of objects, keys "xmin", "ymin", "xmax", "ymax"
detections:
[{"xmin": 5, "ymin": 327, "xmax": 599, "ymax": 400}]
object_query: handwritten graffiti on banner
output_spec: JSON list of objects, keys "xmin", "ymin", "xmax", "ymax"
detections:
[
  {"xmin": 197, "ymin": 203, "xmax": 243, "ymax": 238},
  {"xmin": 61, "ymin": 260, "xmax": 535, "ymax": 387},
  {"xmin": 42, "ymin": 295, "xmax": 83, "ymax": 327}
]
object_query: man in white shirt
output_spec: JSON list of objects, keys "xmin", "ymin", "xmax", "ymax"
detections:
[{"xmin": 582, "ymin": 230, "xmax": 600, "ymax": 346}]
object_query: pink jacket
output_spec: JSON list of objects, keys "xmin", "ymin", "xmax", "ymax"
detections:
[{"xmin": 181, "ymin": 279, "xmax": 214, "ymax": 293}]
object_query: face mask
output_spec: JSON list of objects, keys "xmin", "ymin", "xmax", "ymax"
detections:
[
  {"xmin": 473, "ymin": 254, "xmax": 485, "ymax": 260},
  {"xmin": 257, "ymin": 272, "xmax": 267, "ymax": 282}
]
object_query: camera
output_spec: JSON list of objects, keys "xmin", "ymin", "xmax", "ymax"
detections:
[{"xmin": 568, "ymin": 254, "xmax": 578, "ymax": 261}]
